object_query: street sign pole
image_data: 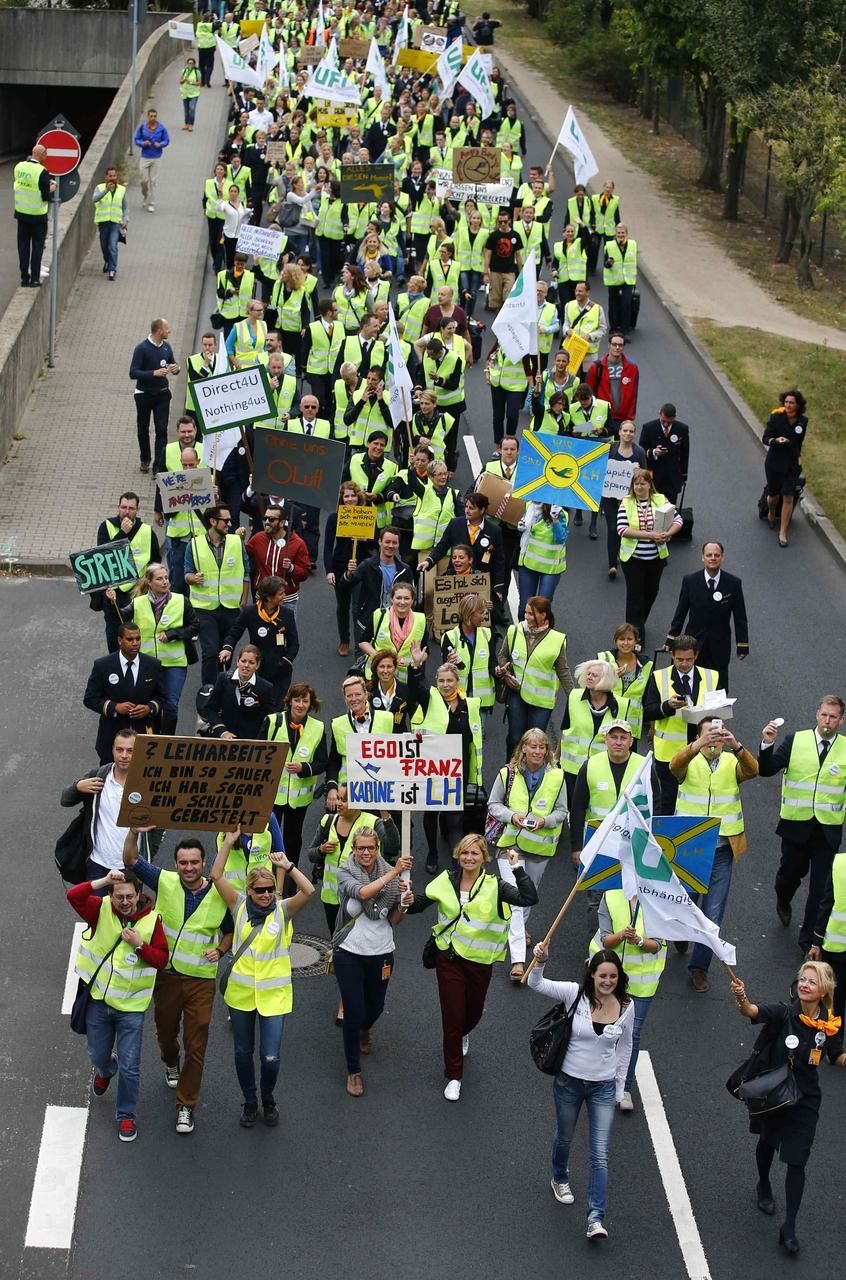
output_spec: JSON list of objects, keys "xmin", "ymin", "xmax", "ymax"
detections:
[
  {"xmin": 129, "ymin": 0, "xmax": 139, "ymax": 156},
  {"xmin": 48, "ymin": 189, "xmax": 60, "ymax": 368},
  {"xmin": 37, "ymin": 115, "xmax": 81, "ymax": 369}
]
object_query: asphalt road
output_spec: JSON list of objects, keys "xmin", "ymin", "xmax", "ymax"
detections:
[{"xmin": 3, "ymin": 74, "xmax": 846, "ymax": 1280}]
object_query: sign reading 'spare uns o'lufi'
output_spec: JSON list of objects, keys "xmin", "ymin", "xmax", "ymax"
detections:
[
  {"xmin": 253, "ymin": 431, "xmax": 347, "ymax": 512},
  {"xmin": 188, "ymin": 366, "xmax": 276, "ymax": 434}
]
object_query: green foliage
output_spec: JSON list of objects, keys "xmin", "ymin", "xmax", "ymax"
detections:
[{"xmin": 545, "ymin": 0, "xmax": 636, "ymax": 101}]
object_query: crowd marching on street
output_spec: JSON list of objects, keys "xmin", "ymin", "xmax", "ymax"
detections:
[{"xmin": 22, "ymin": 0, "xmax": 845, "ymax": 1257}]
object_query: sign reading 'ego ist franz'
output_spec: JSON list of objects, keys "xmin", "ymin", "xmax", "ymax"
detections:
[
  {"xmin": 188, "ymin": 366, "xmax": 276, "ymax": 434},
  {"xmin": 69, "ymin": 539, "xmax": 136, "ymax": 593},
  {"xmin": 117, "ymin": 735, "xmax": 289, "ymax": 832},
  {"xmin": 346, "ymin": 734, "xmax": 463, "ymax": 811}
]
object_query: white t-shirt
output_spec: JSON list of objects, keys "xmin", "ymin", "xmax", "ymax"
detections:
[
  {"xmin": 339, "ymin": 898, "xmax": 395, "ymax": 955},
  {"xmin": 91, "ymin": 770, "xmax": 130, "ymax": 870}
]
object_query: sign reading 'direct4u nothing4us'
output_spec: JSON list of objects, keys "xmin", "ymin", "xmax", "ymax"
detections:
[
  {"xmin": 188, "ymin": 366, "xmax": 276, "ymax": 434},
  {"xmin": 347, "ymin": 734, "xmax": 464, "ymax": 810}
]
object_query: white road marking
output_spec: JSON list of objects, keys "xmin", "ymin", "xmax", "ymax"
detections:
[
  {"xmin": 25, "ymin": 1106, "xmax": 88, "ymax": 1250},
  {"xmin": 44, "ymin": 148, "xmax": 80, "ymax": 158},
  {"xmin": 62, "ymin": 923, "xmax": 85, "ymax": 1014},
  {"xmin": 636, "ymin": 1052, "xmax": 712, "ymax": 1280},
  {"xmin": 463, "ymin": 433, "xmax": 519, "ymax": 618}
]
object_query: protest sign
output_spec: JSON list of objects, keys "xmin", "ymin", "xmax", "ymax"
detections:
[
  {"xmin": 474, "ymin": 469, "xmax": 526, "ymax": 527},
  {"xmin": 253, "ymin": 431, "xmax": 346, "ymax": 512},
  {"xmin": 335, "ymin": 504, "xmax": 377, "ymax": 541},
  {"xmin": 69, "ymin": 540, "xmax": 137, "ymax": 593},
  {"xmin": 239, "ymin": 33, "xmax": 259, "ymax": 55},
  {"xmin": 431, "ymin": 166, "xmax": 512, "ymax": 203},
  {"xmin": 316, "ymin": 108, "xmax": 359, "ymax": 127},
  {"xmin": 188, "ymin": 366, "xmax": 275, "ymax": 434},
  {"xmin": 562, "ymin": 330, "xmax": 591, "ymax": 374},
  {"xmin": 297, "ymin": 45, "xmax": 325, "ymax": 66},
  {"xmin": 347, "ymin": 734, "xmax": 463, "ymax": 810},
  {"xmin": 433, "ymin": 573, "xmax": 490, "ymax": 633},
  {"xmin": 580, "ymin": 816, "xmax": 720, "ymax": 896},
  {"xmin": 235, "ymin": 223, "xmax": 285, "ymax": 259},
  {"xmin": 239, "ymin": 18, "xmax": 265, "ymax": 37},
  {"xmin": 340, "ymin": 164, "xmax": 396, "ymax": 203},
  {"xmin": 396, "ymin": 47, "xmax": 439, "ymax": 72},
  {"xmin": 452, "ymin": 147, "xmax": 500, "ymax": 185},
  {"xmin": 601, "ymin": 457, "xmax": 637, "ymax": 501},
  {"xmin": 511, "ymin": 431, "xmax": 610, "ymax": 512},
  {"xmin": 117, "ymin": 735, "xmax": 288, "ymax": 833},
  {"xmin": 415, "ymin": 25, "xmax": 448, "ymax": 51},
  {"xmin": 265, "ymin": 141, "xmax": 286, "ymax": 166},
  {"xmin": 339, "ymin": 36, "xmax": 370, "ymax": 57},
  {"xmin": 156, "ymin": 467, "xmax": 215, "ymax": 515},
  {"xmin": 168, "ymin": 19, "xmax": 196, "ymax": 41}
]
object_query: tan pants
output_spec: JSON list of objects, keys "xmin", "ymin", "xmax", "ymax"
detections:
[
  {"xmin": 153, "ymin": 970, "xmax": 216, "ymax": 1108},
  {"xmin": 488, "ymin": 271, "xmax": 516, "ymax": 310},
  {"xmin": 139, "ymin": 157, "xmax": 159, "ymax": 206}
]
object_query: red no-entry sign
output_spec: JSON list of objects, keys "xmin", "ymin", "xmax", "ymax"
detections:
[{"xmin": 37, "ymin": 127, "xmax": 82, "ymax": 177}]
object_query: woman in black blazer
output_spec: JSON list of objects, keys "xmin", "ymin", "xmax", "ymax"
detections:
[
  {"xmin": 763, "ymin": 389, "xmax": 807, "ymax": 547},
  {"xmin": 218, "ymin": 575, "xmax": 299, "ymax": 707},
  {"xmin": 204, "ymin": 645, "xmax": 277, "ymax": 738}
]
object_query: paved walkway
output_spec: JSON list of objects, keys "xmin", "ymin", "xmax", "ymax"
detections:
[
  {"xmin": 494, "ymin": 45, "xmax": 846, "ymax": 351},
  {"xmin": 0, "ymin": 59, "xmax": 230, "ymax": 565}
]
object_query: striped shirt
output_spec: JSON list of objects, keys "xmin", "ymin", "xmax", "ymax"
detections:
[{"xmin": 617, "ymin": 499, "xmax": 682, "ymax": 559}]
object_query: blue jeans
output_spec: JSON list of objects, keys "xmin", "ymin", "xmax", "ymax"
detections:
[
  {"xmin": 183, "ymin": 96, "xmax": 197, "ymax": 126},
  {"xmin": 165, "ymin": 536, "xmax": 187, "ymax": 593},
  {"xmin": 159, "ymin": 664, "xmax": 187, "ymax": 726},
  {"xmin": 228, "ymin": 1008, "xmax": 286, "ymax": 1104},
  {"xmin": 624, "ymin": 994, "xmax": 653, "ymax": 1091},
  {"xmin": 517, "ymin": 566, "xmax": 563, "ymax": 619},
  {"xmin": 506, "ymin": 694, "xmax": 551, "ymax": 756},
  {"xmin": 85, "ymin": 999, "xmax": 145, "ymax": 1119},
  {"xmin": 460, "ymin": 270, "xmax": 482, "ymax": 317},
  {"xmin": 552, "ymin": 1074, "xmax": 616, "ymax": 1222},
  {"xmin": 689, "ymin": 841, "xmax": 734, "ymax": 973},
  {"xmin": 98, "ymin": 222, "xmax": 120, "ymax": 273}
]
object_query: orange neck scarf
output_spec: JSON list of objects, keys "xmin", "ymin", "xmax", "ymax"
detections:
[{"xmin": 798, "ymin": 1010, "xmax": 842, "ymax": 1036}]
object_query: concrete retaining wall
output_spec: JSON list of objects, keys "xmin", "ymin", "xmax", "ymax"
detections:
[{"xmin": 0, "ymin": 9, "xmax": 179, "ymax": 88}]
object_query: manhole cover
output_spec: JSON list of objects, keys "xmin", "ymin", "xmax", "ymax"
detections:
[{"xmin": 291, "ymin": 932, "xmax": 331, "ymax": 976}]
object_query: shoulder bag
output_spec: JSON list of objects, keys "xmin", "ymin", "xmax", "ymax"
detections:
[
  {"xmin": 69, "ymin": 935, "xmax": 124, "ymax": 1035},
  {"xmin": 725, "ymin": 1010, "xmax": 800, "ymax": 1115},
  {"xmin": 483, "ymin": 765, "xmax": 516, "ymax": 844},
  {"xmin": 529, "ymin": 988, "xmax": 583, "ymax": 1076},
  {"xmin": 218, "ymin": 919, "xmax": 264, "ymax": 996}
]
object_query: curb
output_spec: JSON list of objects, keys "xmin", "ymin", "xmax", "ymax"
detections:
[{"xmin": 493, "ymin": 43, "xmax": 846, "ymax": 574}]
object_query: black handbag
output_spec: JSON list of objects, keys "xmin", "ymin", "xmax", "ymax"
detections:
[
  {"xmin": 54, "ymin": 809, "xmax": 89, "ymax": 885},
  {"xmin": 726, "ymin": 1011, "xmax": 800, "ymax": 1115},
  {"xmin": 210, "ymin": 310, "xmax": 225, "ymax": 330},
  {"xmin": 530, "ymin": 990, "xmax": 582, "ymax": 1076},
  {"xmin": 69, "ymin": 937, "xmax": 122, "ymax": 1035}
]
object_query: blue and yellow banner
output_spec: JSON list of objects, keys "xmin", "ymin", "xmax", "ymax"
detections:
[
  {"xmin": 578, "ymin": 817, "xmax": 720, "ymax": 895},
  {"xmin": 510, "ymin": 431, "xmax": 610, "ymax": 512}
]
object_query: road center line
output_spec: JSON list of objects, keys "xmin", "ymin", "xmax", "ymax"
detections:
[
  {"xmin": 463, "ymin": 433, "xmax": 519, "ymax": 619},
  {"xmin": 636, "ymin": 1052, "xmax": 712, "ymax": 1280},
  {"xmin": 62, "ymin": 922, "xmax": 85, "ymax": 1014},
  {"xmin": 25, "ymin": 1106, "xmax": 88, "ymax": 1250}
]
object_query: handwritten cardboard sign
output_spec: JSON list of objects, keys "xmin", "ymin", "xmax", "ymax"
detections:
[
  {"xmin": 600, "ymin": 457, "xmax": 637, "ymax": 501},
  {"xmin": 414, "ymin": 25, "xmax": 448, "ymax": 51},
  {"xmin": 338, "ymin": 37, "xmax": 370, "ymax": 58},
  {"xmin": 265, "ymin": 140, "xmax": 286, "ymax": 166},
  {"xmin": 297, "ymin": 45, "xmax": 325, "ymax": 66},
  {"xmin": 433, "ymin": 572, "xmax": 491, "ymax": 633},
  {"xmin": 238, "ymin": 32, "xmax": 260, "ymax": 56},
  {"xmin": 117, "ymin": 735, "xmax": 289, "ymax": 833},
  {"xmin": 474, "ymin": 469, "xmax": 526, "ymax": 527},
  {"xmin": 340, "ymin": 164, "xmax": 396, "ymax": 204},
  {"xmin": 253, "ymin": 431, "xmax": 347, "ymax": 512},
  {"xmin": 452, "ymin": 146, "xmax": 501, "ymax": 185},
  {"xmin": 347, "ymin": 734, "xmax": 463, "ymax": 810},
  {"xmin": 431, "ymin": 166, "xmax": 513, "ymax": 203},
  {"xmin": 69, "ymin": 539, "xmax": 136, "ymax": 593},
  {"xmin": 236, "ymin": 223, "xmax": 286, "ymax": 259},
  {"xmin": 156, "ymin": 467, "xmax": 215, "ymax": 514},
  {"xmin": 336, "ymin": 504, "xmax": 377, "ymax": 540}
]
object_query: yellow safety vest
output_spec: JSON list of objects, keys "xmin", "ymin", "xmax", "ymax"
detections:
[
  {"xmin": 822, "ymin": 851, "xmax": 846, "ymax": 952},
  {"xmin": 426, "ymin": 871, "xmax": 510, "ymax": 964},
  {"xmin": 590, "ymin": 890, "xmax": 666, "ymax": 996},
  {"xmin": 224, "ymin": 898, "xmax": 293, "ymax": 1015},
  {"xmin": 442, "ymin": 626, "xmax": 495, "ymax": 708},
  {"xmin": 155, "ymin": 872, "xmax": 228, "ymax": 979},
  {"xmin": 267, "ymin": 714, "xmax": 325, "ymax": 808},
  {"xmin": 188, "ymin": 534, "xmax": 244, "ymax": 611},
  {"xmin": 75, "ymin": 906, "xmax": 159, "ymax": 1012},
  {"xmin": 597, "ymin": 651, "xmax": 653, "ymax": 739},
  {"xmin": 675, "ymin": 750, "xmax": 744, "ymax": 836},
  {"xmin": 14, "ymin": 160, "xmax": 48, "ymax": 217},
  {"xmin": 318, "ymin": 809, "xmax": 378, "ymax": 905},
  {"xmin": 619, "ymin": 496, "xmax": 671, "ymax": 562},
  {"xmin": 651, "ymin": 666, "xmax": 719, "ymax": 763},
  {"xmin": 495, "ymin": 766, "xmax": 566, "ymax": 856},
  {"xmin": 216, "ymin": 827, "xmax": 273, "ymax": 897},
  {"xmin": 506, "ymin": 624, "xmax": 567, "ymax": 711},
  {"xmin": 330, "ymin": 712, "xmax": 393, "ymax": 785},
  {"xmin": 585, "ymin": 751, "xmax": 650, "ymax": 823},
  {"xmin": 132, "ymin": 592, "xmax": 187, "ymax": 667},
  {"xmin": 93, "ymin": 184, "xmax": 126, "ymax": 223},
  {"xmin": 779, "ymin": 730, "xmax": 846, "ymax": 826},
  {"xmin": 411, "ymin": 689, "xmax": 483, "ymax": 786},
  {"xmin": 560, "ymin": 690, "xmax": 632, "ymax": 776}
]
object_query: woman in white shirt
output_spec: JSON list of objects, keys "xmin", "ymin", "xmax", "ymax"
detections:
[
  {"xmin": 217, "ymin": 184, "xmax": 250, "ymax": 271},
  {"xmin": 528, "ymin": 941, "xmax": 634, "ymax": 1241},
  {"xmin": 333, "ymin": 829, "xmax": 413, "ymax": 1098}
]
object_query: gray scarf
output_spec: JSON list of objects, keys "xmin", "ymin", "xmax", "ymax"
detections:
[{"xmin": 333, "ymin": 854, "xmax": 399, "ymax": 947}]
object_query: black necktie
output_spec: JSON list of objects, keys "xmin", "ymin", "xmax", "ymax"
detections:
[
  {"xmin": 126, "ymin": 660, "xmax": 136, "ymax": 686},
  {"xmin": 819, "ymin": 740, "xmax": 831, "ymax": 765},
  {"xmin": 681, "ymin": 674, "xmax": 691, "ymax": 699},
  {"xmin": 707, "ymin": 577, "xmax": 716, "ymax": 594}
]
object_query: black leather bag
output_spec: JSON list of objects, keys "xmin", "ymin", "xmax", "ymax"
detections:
[
  {"xmin": 726, "ymin": 1011, "xmax": 799, "ymax": 1115},
  {"xmin": 54, "ymin": 810, "xmax": 89, "ymax": 885},
  {"xmin": 529, "ymin": 991, "xmax": 582, "ymax": 1076}
]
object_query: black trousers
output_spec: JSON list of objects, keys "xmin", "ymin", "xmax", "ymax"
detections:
[
  {"xmin": 272, "ymin": 804, "xmax": 309, "ymax": 868},
  {"xmin": 135, "ymin": 390, "xmax": 172, "ymax": 470},
  {"xmin": 333, "ymin": 574, "xmax": 356, "ymax": 644},
  {"xmin": 490, "ymin": 386, "xmax": 524, "ymax": 444},
  {"xmin": 655, "ymin": 760, "xmax": 680, "ymax": 816},
  {"xmin": 621, "ymin": 555, "xmax": 665, "ymax": 638},
  {"xmin": 17, "ymin": 217, "xmax": 48, "ymax": 284},
  {"xmin": 602, "ymin": 497, "xmax": 622, "ymax": 569},
  {"xmin": 196, "ymin": 606, "xmax": 238, "ymax": 685},
  {"xmin": 206, "ymin": 217, "xmax": 225, "ymax": 271},
  {"xmin": 333, "ymin": 948, "xmax": 394, "ymax": 1074},
  {"xmin": 608, "ymin": 283, "xmax": 635, "ymax": 333},
  {"xmin": 820, "ymin": 946, "xmax": 846, "ymax": 1022},
  {"xmin": 305, "ymin": 373, "xmax": 333, "ymax": 417},
  {"xmin": 775, "ymin": 833, "xmax": 837, "ymax": 948},
  {"xmin": 198, "ymin": 46, "xmax": 214, "ymax": 85}
]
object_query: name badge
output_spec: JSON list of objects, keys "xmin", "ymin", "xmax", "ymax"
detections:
[
  {"xmin": 244, "ymin": 696, "xmax": 256, "ymax": 707},
  {"xmin": 297, "ymin": 745, "xmax": 309, "ymax": 757},
  {"xmin": 712, "ymin": 591, "xmax": 722, "ymax": 602},
  {"xmin": 160, "ymin": 614, "xmax": 170, "ymax": 626},
  {"xmin": 481, "ymin": 549, "xmax": 492, "ymax": 564},
  {"xmin": 257, "ymin": 626, "xmax": 268, "ymax": 637},
  {"xmin": 670, "ymin": 434, "xmax": 679, "ymax": 443},
  {"xmin": 125, "ymin": 951, "xmax": 138, "ymax": 966},
  {"xmin": 480, "ymin": 537, "xmax": 490, "ymax": 547},
  {"xmin": 477, "ymin": 647, "xmax": 488, "ymax": 657},
  {"xmin": 535, "ymin": 798, "xmax": 549, "ymax": 810},
  {"xmin": 227, "ymin": 557, "xmax": 236, "ymax": 566},
  {"xmin": 596, "ymin": 781, "xmax": 609, "ymax": 791},
  {"xmin": 795, "ymin": 425, "xmax": 803, "ymax": 434},
  {"xmin": 109, "ymin": 673, "xmax": 119, "ymax": 685},
  {"xmin": 830, "ymin": 763, "xmax": 840, "ymax": 776},
  {"xmin": 511, "ymin": 649, "xmax": 520, "ymax": 661},
  {"xmin": 266, "ymin": 920, "xmax": 280, "ymax": 937},
  {"xmin": 276, "ymin": 633, "xmax": 286, "ymax": 647}
]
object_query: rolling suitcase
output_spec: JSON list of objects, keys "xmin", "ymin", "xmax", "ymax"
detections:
[
  {"xmin": 675, "ymin": 483, "xmax": 694, "ymax": 542},
  {"xmin": 630, "ymin": 288, "xmax": 641, "ymax": 330}
]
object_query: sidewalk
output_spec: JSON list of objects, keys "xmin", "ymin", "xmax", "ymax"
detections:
[
  {"xmin": 494, "ymin": 45, "xmax": 846, "ymax": 352},
  {"xmin": 0, "ymin": 58, "xmax": 230, "ymax": 566}
]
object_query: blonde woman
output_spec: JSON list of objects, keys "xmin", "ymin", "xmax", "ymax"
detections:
[
  {"xmin": 559, "ymin": 659, "xmax": 631, "ymax": 803},
  {"xmin": 268, "ymin": 263, "xmax": 310, "ymax": 367},
  {"xmin": 617, "ymin": 468, "xmax": 682, "ymax": 642},
  {"xmin": 110, "ymin": 563, "xmax": 198, "ymax": 734}
]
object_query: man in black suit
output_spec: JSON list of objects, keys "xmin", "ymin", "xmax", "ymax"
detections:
[
  {"xmin": 203, "ymin": 644, "xmax": 276, "ymax": 738},
  {"xmin": 418, "ymin": 493, "xmax": 506, "ymax": 607},
  {"xmin": 83, "ymin": 623, "xmax": 163, "ymax": 763},
  {"xmin": 639, "ymin": 403, "xmax": 690, "ymax": 504},
  {"xmin": 665, "ymin": 542, "xmax": 749, "ymax": 690},
  {"xmin": 364, "ymin": 103, "xmax": 396, "ymax": 161},
  {"xmin": 642, "ymin": 635, "xmax": 720, "ymax": 816}
]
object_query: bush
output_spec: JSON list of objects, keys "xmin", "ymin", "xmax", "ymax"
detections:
[{"xmin": 545, "ymin": 0, "xmax": 637, "ymax": 103}]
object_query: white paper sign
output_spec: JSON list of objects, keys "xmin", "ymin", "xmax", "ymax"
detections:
[
  {"xmin": 347, "ymin": 733, "xmax": 464, "ymax": 811},
  {"xmin": 600, "ymin": 457, "xmax": 636, "ymax": 500},
  {"xmin": 168, "ymin": 20, "xmax": 196, "ymax": 41},
  {"xmin": 432, "ymin": 167, "xmax": 513, "ymax": 202},
  {"xmin": 156, "ymin": 467, "xmax": 215, "ymax": 514},
  {"xmin": 236, "ymin": 223, "xmax": 286, "ymax": 259},
  {"xmin": 188, "ymin": 367, "xmax": 275, "ymax": 434}
]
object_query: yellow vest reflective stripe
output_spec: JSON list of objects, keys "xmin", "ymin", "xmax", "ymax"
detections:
[
  {"xmin": 597, "ymin": 651, "xmax": 653, "ymax": 739},
  {"xmin": 306, "ymin": 319, "xmax": 343, "ymax": 373},
  {"xmin": 330, "ymin": 712, "xmax": 393, "ymax": 786},
  {"xmin": 553, "ymin": 240, "xmax": 588, "ymax": 282},
  {"xmin": 454, "ymin": 225, "xmax": 487, "ymax": 272},
  {"xmin": 585, "ymin": 751, "xmax": 649, "ymax": 822},
  {"xmin": 780, "ymin": 730, "xmax": 846, "ymax": 825},
  {"xmin": 216, "ymin": 827, "xmax": 273, "ymax": 896},
  {"xmin": 426, "ymin": 870, "xmax": 510, "ymax": 964},
  {"xmin": 267, "ymin": 713, "xmax": 325, "ymax": 807},
  {"xmin": 216, "ymin": 269, "xmax": 256, "ymax": 319},
  {"xmin": 488, "ymin": 353, "xmax": 528, "ymax": 393},
  {"xmin": 496, "ymin": 118, "xmax": 522, "ymax": 147},
  {"xmin": 675, "ymin": 751, "xmax": 744, "ymax": 835},
  {"xmin": 233, "ymin": 319, "xmax": 268, "ymax": 366},
  {"xmin": 333, "ymin": 287, "xmax": 369, "ymax": 334},
  {"xmin": 75, "ymin": 907, "xmax": 158, "ymax": 1012},
  {"xmin": 367, "ymin": 610, "xmax": 426, "ymax": 685},
  {"xmin": 822, "ymin": 852, "xmax": 846, "ymax": 952},
  {"xmin": 133, "ymin": 592, "xmax": 186, "ymax": 667},
  {"xmin": 225, "ymin": 899, "xmax": 293, "ymax": 1015},
  {"xmin": 189, "ymin": 534, "xmax": 243, "ymax": 610},
  {"xmin": 397, "ymin": 294, "xmax": 428, "ymax": 342},
  {"xmin": 93, "ymin": 184, "xmax": 126, "ymax": 223},
  {"xmin": 443, "ymin": 625, "xmax": 495, "ymax": 708},
  {"xmin": 104, "ymin": 521, "xmax": 153, "ymax": 578},
  {"xmin": 14, "ymin": 160, "xmax": 47, "ymax": 216},
  {"xmin": 196, "ymin": 21, "xmax": 216, "ymax": 47},
  {"xmin": 518, "ymin": 514, "xmax": 568, "ymax": 575},
  {"xmin": 618, "ymin": 496, "xmax": 670, "ymax": 562},
  {"xmin": 589, "ymin": 890, "xmax": 666, "ymax": 995},
  {"xmin": 496, "ymin": 766, "xmax": 565, "ymax": 855},
  {"xmin": 506, "ymin": 624, "xmax": 566, "ymax": 710},
  {"xmin": 319, "ymin": 809, "xmax": 378, "ymax": 905},
  {"xmin": 412, "ymin": 484, "xmax": 455, "ymax": 550},
  {"xmin": 423, "ymin": 350, "xmax": 464, "ymax": 408},
  {"xmin": 155, "ymin": 871, "xmax": 228, "ymax": 978},
  {"xmin": 569, "ymin": 397, "xmax": 609, "ymax": 435},
  {"xmin": 560, "ymin": 691, "xmax": 632, "ymax": 775},
  {"xmin": 603, "ymin": 238, "xmax": 638, "ymax": 286},
  {"xmin": 591, "ymin": 193, "xmax": 620, "ymax": 237},
  {"xmin": 276, "ymin": 287, "xmax": 305, "ymax": 332},
  {"xmin": 651, "ymin": 666, "xmax": 719, "ymax": 762},
  {"xmin": 257, "ymin": 375, "xmax": 297, "ymax": 430},
  {"xmin": 411, "ymin": 689, "xmax": 483, "ymax": 785}
]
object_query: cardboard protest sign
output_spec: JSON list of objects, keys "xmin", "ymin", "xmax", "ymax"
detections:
[
  {"xmin": 347, "ymin": 734, "xmax": 463, "ymax": 810},
  {"xmin": 265, "ymin": 141, "xmax": 286, "ymax": 166},
  {"xmin": 189, "ymin": 366, "xmax": 276, "ymax": 434},
  {"xmin": 297, "ymin": 45, "xmax": 326, "ymax": 66},
  {"xmin": 69, "ymin": 540, "xmax": 136, "ymax": 593},
  {"xmin": 452, "ymin": 147, "xmax": 500, "ymax": 185},
  {"xmin": 335, "ymin": 504, "xmax": 377, "ymax": 540},
  {"xmin": 239, "ymin": 32, "xmax": 260, "ymax": 55},
  {"xmin": 431, "ymin": 166, "xmax": 512, "ymax": 203},
  {"xmin": 156, "ymin": 467, "xmax": 215, "ymax": 515},
  {"xmin": 168, "ymin": 19, "xmax": 196, "ymax": 41},
  {"xmin": 415, "ymin": 25, "xmax": 448, "ymax": 51},
  {"xmin": 235, "ymin": 223, "xmax": 286, "ymax": 259},
  {"xmin": 433, "ymin": 573, "xmax": 491, "ymax": 633},
  {"xmin": 117, "ymin": 735, "xmax": 288, "ymax": 833},
  {"xmin": 474, "ymin": 469, "xmax": 526, "ymax": 527},
  {"xmin": 253, "ymin": 431, "xmax": 346, "ymax": 512},
  {"xmin": 340, "ymin": 164, "xmax": 396, "ymax": 204},
  {"xmin": 600, "ymin": 457, "xmax": 637, "ymax": 501},
  {"xmin": 339, "ymin": 36, "xmax": 370, "ymax": 58}
]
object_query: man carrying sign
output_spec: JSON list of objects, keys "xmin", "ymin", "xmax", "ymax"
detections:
[{"xmin": 96, "ymin": 492, "xmax": 162, "ymax": 652}]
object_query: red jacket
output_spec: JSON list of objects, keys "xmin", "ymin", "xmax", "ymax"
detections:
[
  {"xmin": 586, "ymin": 355, "xmax": 639, "ymax": 422},
  {"xmin": 67, "ymin": 882, "xmax": 169, "ymax": 970},
  {"xmin": 245, "ymin": 530, "xmax": 311, "ymax": 596}
]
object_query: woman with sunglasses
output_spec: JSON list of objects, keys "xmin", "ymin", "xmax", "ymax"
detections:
[{"xmin": 211, "ymin": 835, "xmax": 315, "ymax": 1129}]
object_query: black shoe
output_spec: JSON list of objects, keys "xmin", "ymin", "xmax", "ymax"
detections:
[
  {"xmin": 779, "ymin": 1228, "xmax": 800, "ymax": 1256},
  {"xmin": 425, "ymin": 857, "xmax": 439, "ymax": 875},
  {"xmin": 756, "ymin": 1183, "xmax": 775, "ymax": 1215},
  {"xmin": 29, "ymin": 280, "xmax": 42, "ymax": 288},
  {"xmin": 240, "ymin": 1102, "xmax": 258, "ymax": 1128},
  {"xmin": 673, "ymin": 940, "xmax": 689, "ymax": 954},
  {"xmin": 573, "ymin": 512, "xmax": 583, "ymax": 526},
  {"xmin": 589, "ymin": 530, "xmax": 598, "ymax": 540},
  {"xmin": 103, "ymin": 263, "xmax": 109, "ymax": 273},
  {"xmin": 776, "ymin": 901, "xmax": 792, "ymax": 927},
  {"xmin": 262, "ymin": 1099, "xmax": 280, "ymax": 1127},
  {"xmin": 20, "ymin": 276, "xmax": 29, "ymax": 288}
]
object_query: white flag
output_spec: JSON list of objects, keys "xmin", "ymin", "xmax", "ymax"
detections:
[
  {"xmin": 578, "ymin": 752, "xmax": 654, "ymax": 879},
  {"xmin": 215, "ymin": 35, "xmax": 265, "ymax": 90},
  {"xmin": 366, "ymin": 37, "xmax": 390, "ymax": 96},
  {"xmin": 303, "ymin": 50, "xmax": 362, "ymax": 104},
  {"xmin": 315, "ymin": 0, "xmax": 325, "ymax": 45},
  {"xmin": 256, "ymin": 24, "xmax": 278, "ymax": 85},
  {"xmin": 556, "ymin": 105, "xmax": 599, "ymax": 186},
  {"xmin": 457, "ymin": 49, "xmax": 494, "ymax": 120},
  {"xmin": 386, "ymin": 304, "xmax": 413, "ymax": 429},
  {"xmin": 392, "ymin": 5, "xmax": 409, "ymax": 66},
  {"xmin": 491, "ymin": 250, "xmax": 538, "ymax": 362},
  {"xmin": 326, "ymin": 34, "xmax": 339, "ymax": 68},
  {"xmin": 436, "ymin": 39, "xmax": 463, "ymax": 99}
]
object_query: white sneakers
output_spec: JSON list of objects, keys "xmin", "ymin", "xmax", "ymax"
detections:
[
  {"xmin": 461, "ymin": 1034, "xmax": 469, "ymax": 1056},
  {"xmin": 164, "ymin": 1063, "xmax": 179, "ymax": 1089},
  {"xmin": 147, "ymin": 204, "xmax": 155, "ymax": 213},
  {"xmin": 586, "ymin": 1221, "xmax": 608, "ymax": 1240},
  {"xmin": 175, "ymin": 1105, "xmax": 194, "ymax": 1134},
  {"xmin": 550, "ymin": 1178, "xmax": 574, "ymax": 1204},
  {"xmin": 444, "ymin": 1079, "xmax": 462, "ymax": 1102},
  {"xmin": 619, "ymin": 1090, "xmax": 634, "ymax": 1112}
]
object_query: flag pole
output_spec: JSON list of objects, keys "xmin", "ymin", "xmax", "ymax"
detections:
[{"xmin": 400, "ymin": 388, "xmax": 413, "ymax": 457}]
